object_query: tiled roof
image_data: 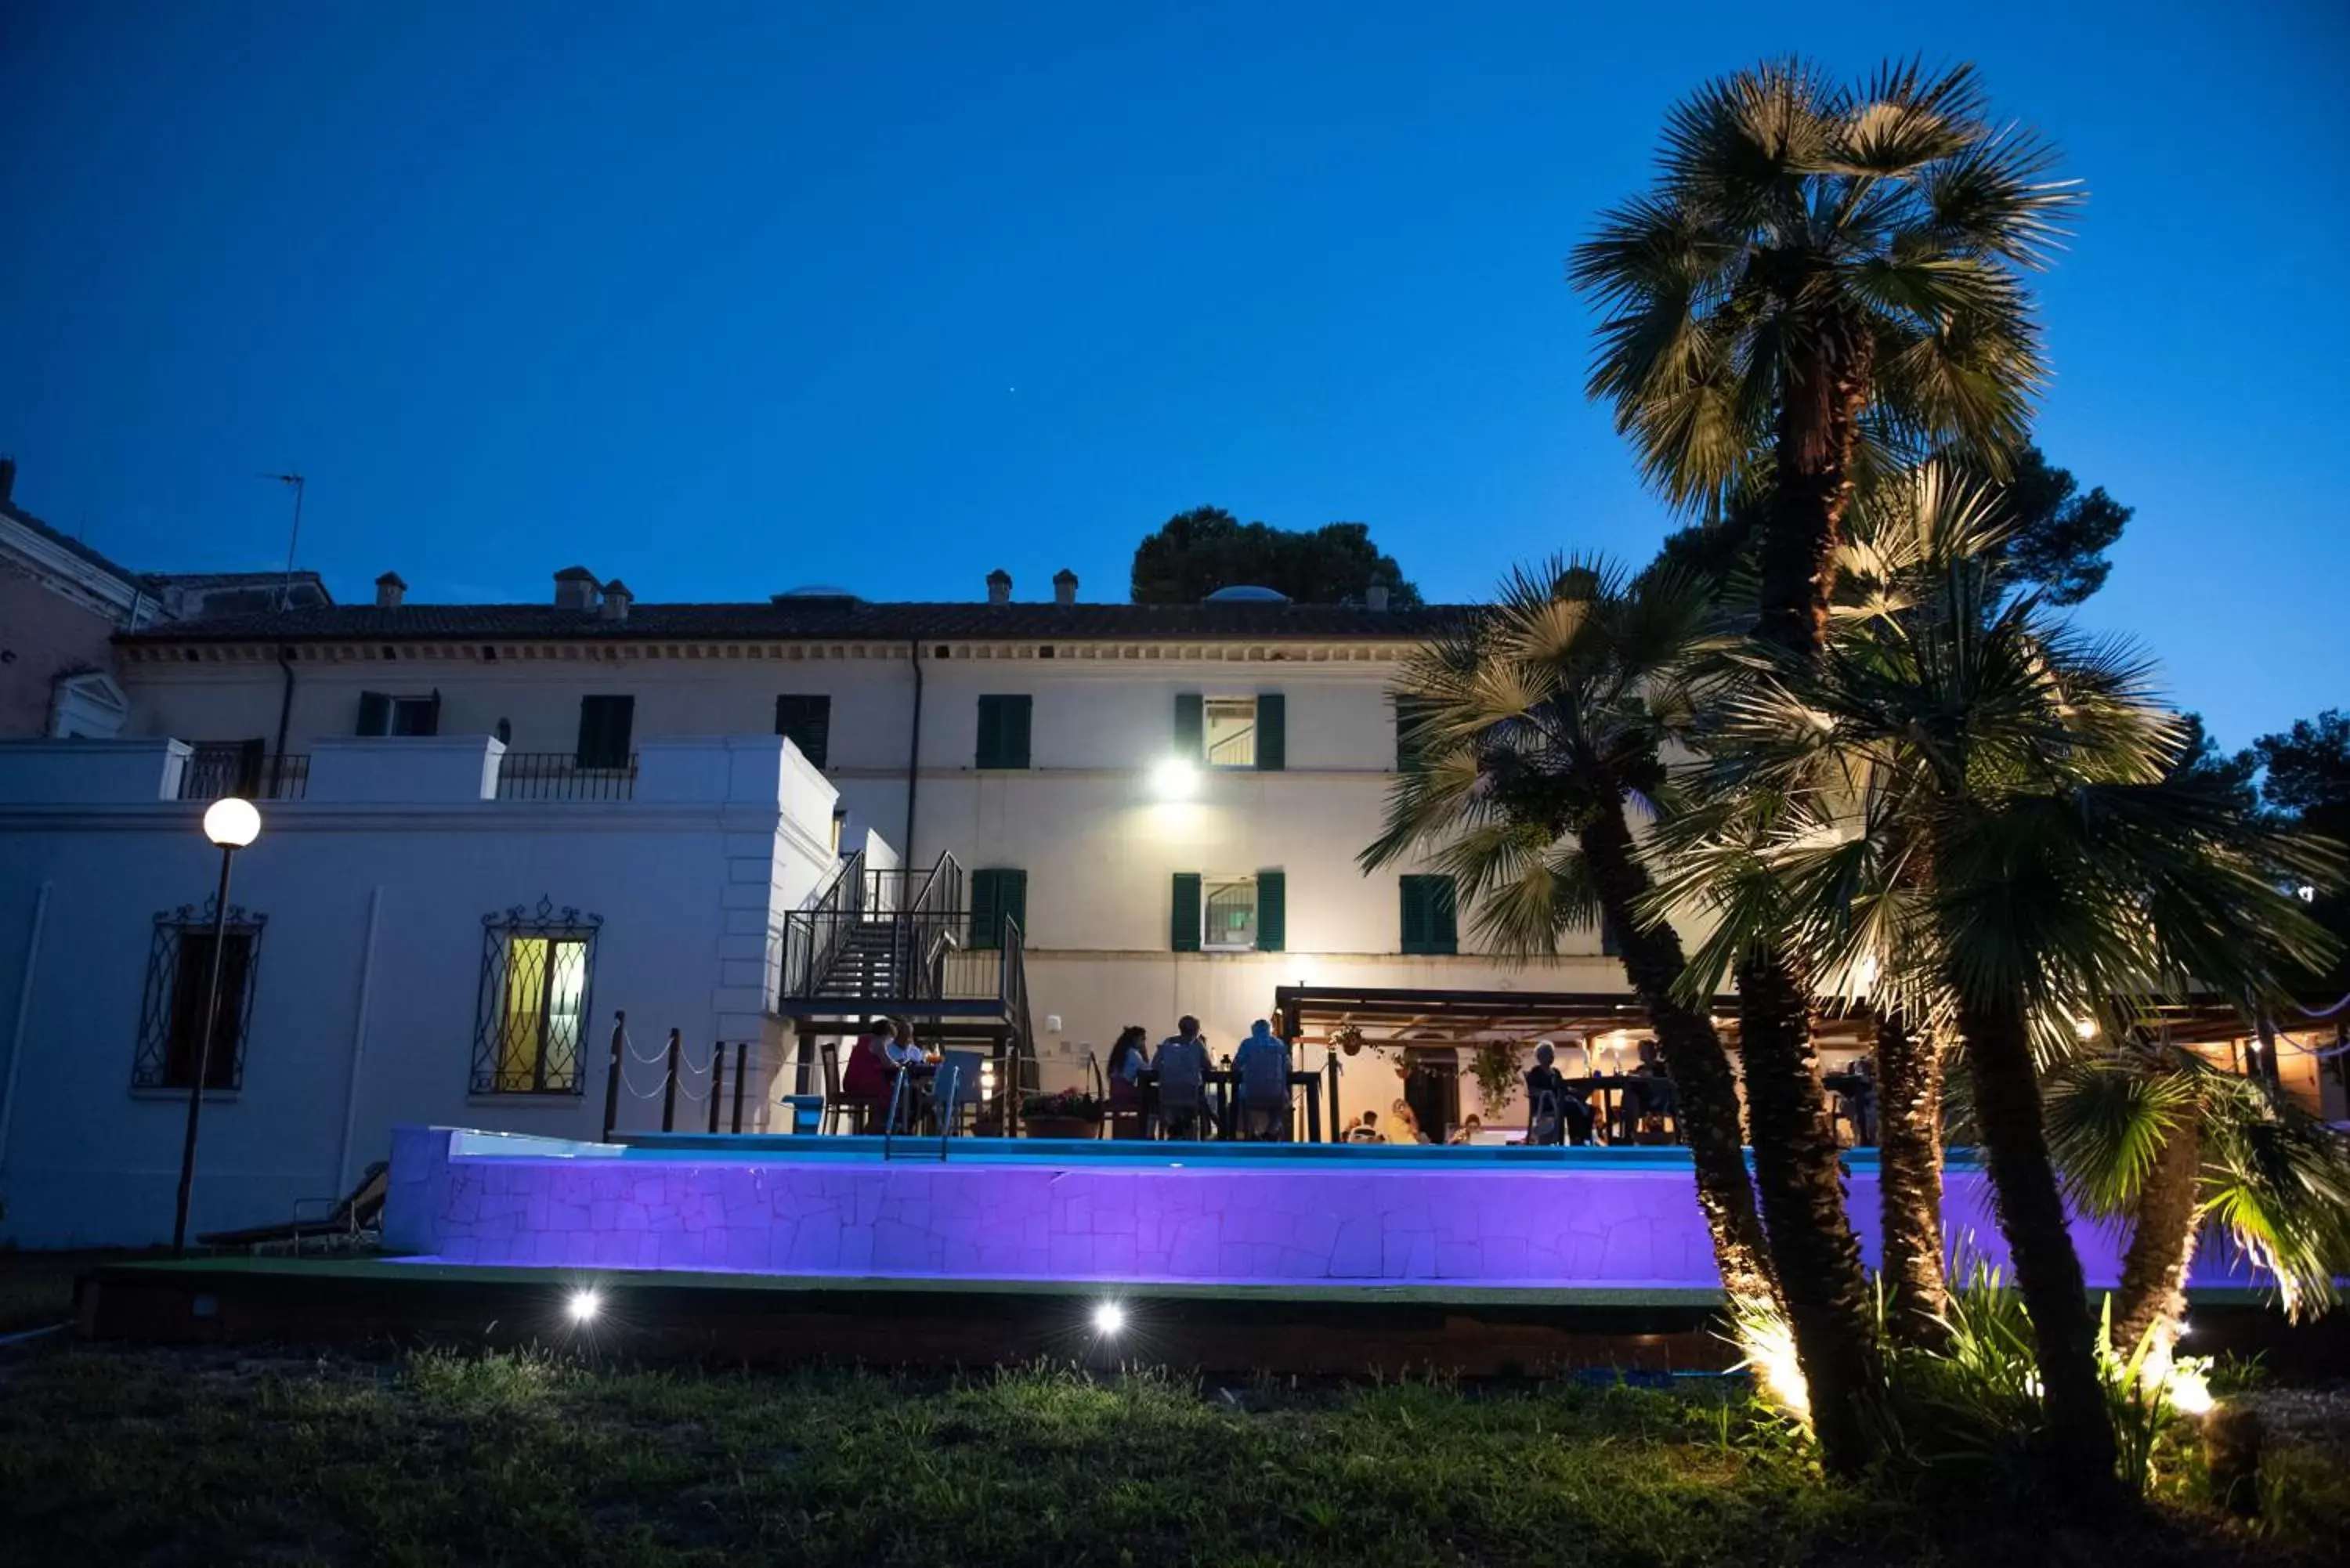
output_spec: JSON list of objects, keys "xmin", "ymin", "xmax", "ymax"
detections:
[
  {"xmin": 120, "ymin": 598, "xmax": 1474, "ymax": 645},
  {"xmin": 0, "ymin": 497, "xmax": 143, "ymax": 587}
]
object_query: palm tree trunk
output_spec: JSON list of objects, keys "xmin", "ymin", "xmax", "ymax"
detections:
[
  {"xmin": 1576, "ymin": 804, "xmax": 1780, "ymax": 1317},
  {"xmin": 2112, "ymin": 1114, "xmax": 2202, "ymax": 1364},
  {"xmin": 1738, "ymin": 948, "xmax": 1878, "ymax": 1476},
  {"xmin": 1875, "ymin": 1010, "xmax": 1950, "ymax": 1349},
  {"xmin": 1744, "ymin": 333, "xmax": 1883, "ymax": 1476},
  {"xmin": 1954, "ymin": 991, "xmax": 2121, "ymax": 1503}
]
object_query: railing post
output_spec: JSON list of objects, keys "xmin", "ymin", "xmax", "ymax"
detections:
[
  {"xmin": 731, "ymin": 1040, "xmax": 748, "ymax": 1134},
  {"xmin": 602, "ymin": 1010, "xmax": 626, "ymax": 1140},
  {"xmin": 661, "ymin": 1027, "xmax": 682, "ymax": 1133},
  {"xmin": 707, "ymin": 1041, "xmax": 723, "ymax": 1135},
  {"xmin": 1325, "ymin": 1052, "xmax": 1340, "ymax": 1144}
]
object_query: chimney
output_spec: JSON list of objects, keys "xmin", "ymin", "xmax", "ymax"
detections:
[
  {"xmin": 600, "ymin": 579, "xmax": 633, "ymax": 622},
  {"xmin": 554, "ymin": 565, "xmax": 600, "ymax": 610},
  {"xmin": 985, "ymin": 568, "xmax": 1012, "ymax": 606},
  {"xmin": 0, "ymin": 457, "xmax": 14, "ymax": 504},
  {"xmin": 1052, "ymin": 568, "xmax": 1078, "ymax": 606},
  {"xmin": 1365, "ymin": 583, "xmax": 1390, "ymax": 612},
  {"xmin": 374, "ymin": 572, "xmax": 407, "ymax": 609}
]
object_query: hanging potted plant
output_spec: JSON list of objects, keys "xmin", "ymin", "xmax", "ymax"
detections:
[
  {"xmin": 1471, "ymin": 1041, "xmax": 1521, "ymax": 1118},
  {"xmin": 1021, "ymin": 1087, "xmax": 1106, "ymax": 1140},
  {"xmin": 1332, "ymin": 1023, "xmax": 1365, "ymax": 1057}
]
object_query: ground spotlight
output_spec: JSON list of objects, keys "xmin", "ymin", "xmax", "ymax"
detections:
[
  {"xmin": 568, "ymin": 1287, "xmax": 603, "ymax": 1324},
  {"xmin": 1092, "ymin": 1300, "xmax": 1126, "ymax": 1337}
]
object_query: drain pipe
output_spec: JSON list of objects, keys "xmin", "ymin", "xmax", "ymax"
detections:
[
  {"xmin": 272, "ymin": 644, "xmax": 298, "ymax": 779},
  {"xmin": 902, "ymin": 638, "xmax": 924, "ymax": 869},
  {"xmin": 0, "ymin": 882, "xmax": 53, "ymax": 1174}
]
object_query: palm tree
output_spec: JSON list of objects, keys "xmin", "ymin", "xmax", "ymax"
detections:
[
  {"xmin": 2047, "ymin": 1026, "xmax": 2350, "ymax": 1371},
  {"xmin": 1360, "ymin": 558, "xmax": 1782, "ymax": 1324},
  {"xmin": 1571, "ymin": 59, "xmax": 2081, "ymax": 1475},
  {"xmin": 1657, "ymin": 536, "xmax": 2337, "ymax": 1500}
]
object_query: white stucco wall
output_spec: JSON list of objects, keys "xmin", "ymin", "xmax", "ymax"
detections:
[{"xmin": 0, "ymin": 734, "xmax": 841, "ymax": 1246}]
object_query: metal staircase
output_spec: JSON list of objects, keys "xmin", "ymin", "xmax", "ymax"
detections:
[{"xmin": 776, "ymin": 851, "xmax": 1039, "ymax": 1122}]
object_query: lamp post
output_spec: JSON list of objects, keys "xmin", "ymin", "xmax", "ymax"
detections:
[{"xmin": 172, "ymin": 797, "xmax": 262, "ymax": 1257}]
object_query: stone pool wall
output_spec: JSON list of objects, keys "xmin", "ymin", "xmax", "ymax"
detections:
[{"xmin": 385, "ymin": 1127, "xmax": 2259, "ymax": 1290}]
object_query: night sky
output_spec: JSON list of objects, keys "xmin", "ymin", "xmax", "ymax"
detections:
[{"xmin": 3, "ymin": 2, "xmax": 2343, "ymax": 747}]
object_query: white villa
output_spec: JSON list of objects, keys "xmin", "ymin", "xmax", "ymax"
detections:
[{"xmin": 0, "ymin": 564, "xmax": 2336, "ymax": 1245}]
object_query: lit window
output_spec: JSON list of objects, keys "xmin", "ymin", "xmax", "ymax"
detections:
[
  {"xmin": 472, "ymin": 901, "xmax": 602, "ymax": 1094},
  {"xmin": 1202, "ymin": 876, "xmax": 1258, "ymax": 951},
  {"xmin": 1204, "ymin": 697, "xmax": 1256, "ymax": 768}
]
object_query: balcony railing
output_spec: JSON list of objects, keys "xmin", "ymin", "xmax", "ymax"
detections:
[
  {"xmin": 177, "ymin": 746, "xmax": 310, "ymax": 802},
  {"xmin": 494, "ymin": 753, "xmax": 638, "ymax": 801}
]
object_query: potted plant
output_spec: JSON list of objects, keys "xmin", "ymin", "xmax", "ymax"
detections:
[
  {"xmin": 1021, "ymin": 1088, "xmax": 1106, "ymax": 1140},
  {"xmin": 1471, "ymin": 1041, "xmax": 1520, "ymax": 1118}
]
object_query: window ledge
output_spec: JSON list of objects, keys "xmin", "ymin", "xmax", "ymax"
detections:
[
  {"xmin": 466, "ymin": 1092, "xmax": 587, "ymax": 1107},
  {"xmin": 130, "ymin": 1086, "xmax": 240, "ymax": 1101}
]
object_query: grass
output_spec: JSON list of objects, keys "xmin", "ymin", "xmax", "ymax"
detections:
[
  {"xmin": 0, "ymin": 1346, "xmax": 2340, "ymax": 1566},
  {"xmin": 0, "ymin": 1248, "xmax": 145, "ymax": 1335}
]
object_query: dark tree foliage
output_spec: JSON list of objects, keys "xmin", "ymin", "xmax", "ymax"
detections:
[
  {"xmin": 2166, "ymin": 712, "xmax": 2263, "ymax": 818},
  {"xmin": 1990, "ymin": 446, "xmax": 2133, "ymax": 605},
  {"xmin": 2254, "ymin": 710, "xmax": 2350, "ymax": 987},
  {"xmin": 1130, "ymin": 507, "xmax": 1422, "ymax": 606}
]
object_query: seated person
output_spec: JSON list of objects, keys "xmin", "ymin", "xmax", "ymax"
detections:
[
  {"xmin": 1448, "ymin": 1114, "xmax": 1484, "ymax": 1146},
  {"xmin": 1621, "ymin": 1038, "xmax": 1679, "ymax": 1139},
  {"xmin": 1155, "ymin": 1015, "xmax": 1213, "ymax": 1138},
  {"xmin": 1344, "ymin": 1110, "xmax": 1389, "ymax": 1143},
  {"xmin": 1232, "ymin": 1020, "xmax": 1291, "ymax": 1140},
  {"xmin": 1390, "ymin": 1098, "xmax": 1430, "ymax": 1145},
  {"xmin": 1524, "ymin": 1040, "xmax": 1595, "ymax": 1146},
  {"xmin": 1104, "ymin": 1025, "xmax": 1150, "ymax": 1111},
  {"xmin": 841, "ymin": 1024, "xmax": 900, "ymax": 1130}
]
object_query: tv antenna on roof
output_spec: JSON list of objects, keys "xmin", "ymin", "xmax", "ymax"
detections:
[{"xmin": 257, "ymin": 471, "xmax": 305, "ymax": 612}]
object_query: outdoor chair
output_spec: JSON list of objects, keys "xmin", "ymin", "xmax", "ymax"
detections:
[
  {"xmin": 195, "ymin": 1161, "xmax": 390, "ymax": 1254},
  {"xmin": 818, "ymin": 1039, "xmax": 885, "ymax": 1134}
]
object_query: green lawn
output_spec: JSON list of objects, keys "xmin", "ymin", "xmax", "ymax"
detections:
[{"xmin": 0, "ymin": 1345, "xmax": 2338, "ymax": 1566}]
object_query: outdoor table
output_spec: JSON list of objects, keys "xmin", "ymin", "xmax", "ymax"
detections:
[
  {"xmin": 1136, "ymin": 1069, "xmax": 1321, "ymax": 1143},
  {"xmin": 1562, "ymin": 1074, "xmax": 1636, "ymax": 1144}
]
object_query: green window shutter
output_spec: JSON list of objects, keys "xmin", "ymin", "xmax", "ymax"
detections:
[
  {"xmin": 971, "ymin": 867, "xmax": 1026, "ymax": 949},
  {"xmin": 1396, "ymin": 696, "xmax": 1434, "ymax": 771},
  {"xmin": 1173, "ymin": 692, "xmax": 1204, "ymax": 761},
  {"xmin": 977, "ymin": 695, "xmax": 1032, "ymax": 768},
  {"xmin": 1170, "ymin": 873, "xmax": 1202, "ymax": 952},
  {"xmin": 1400, "ymin": 875, "xmax": 1458, "ymax": 956},
  {"xmin": 356, "ymin": 691, "xmax": 390, "ymax": 736},
  {"xmin": 419, "ymin": 689, "xmax": 443, "ymax": 737},
  {"xmin": 1256, "ymin": 870, "xmax": 1285, "ymax": 952},
  {"xmin": 776, "ymin": 695, "xmax": 831, "ymax": 769},
  {"xmin": 577, "ymin": 695, "xmax": 634, "ymax": 768},
  {"xmin": 1000, "ymin": 869, "xmax": 1028, "ymax": 945},
  {"xmin": 1254, "ymin": 692, "xmax": 1285, "ymax": 771},
  {"xmin": 1004, "ymin": 695, "xmax": 1032, "ymax": 768}
]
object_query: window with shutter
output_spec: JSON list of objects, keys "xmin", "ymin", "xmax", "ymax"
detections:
[
  {"xmin": 776, "ymin": 695, "xmax": 832, "ymax": 769},
  {"xmin": 1395, "ymin": 696, "xmax": 1437, "ymax": 771},
  {"xmin": 1400, "ymin": 875, "xmax": 1459, "ymax": 956},
  {"xmin": 1254, "ymin": 692, "xmax": 1285, "ymax": 771},
  {"xmin": 971, "ymin": 868, "xmax": 1027, "ymax": 949},
  {"xmin": 576, "ymin": 695, "xmax": 635, "ymax": 769},
  {"xmin": 1170, "ymin": 873, "xmax": 1202, "ymax": 952},
  {"xmin": 975, "ymin": 695, "xmax": 1032, "ymax": 768},
  {"xmin": 1174, "ymin": 693, "xmax": 1205, "ymax": 761},
  {"xmin": 356, "ymin": 692, "xmax": 391, "ymax": 736},
  {"xmin": 1256, "ymin": 869, "xmax": 1285, "ymax": 952}
]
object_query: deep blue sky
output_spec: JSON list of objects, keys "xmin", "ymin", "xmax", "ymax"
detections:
[{"xmin": 4, "ymin": 2, "xmax": 2344, "ymax": 749}]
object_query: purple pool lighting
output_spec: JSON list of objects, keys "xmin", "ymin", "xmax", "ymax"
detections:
[{"xmin": 385, "ymin": 1127, "xmax": 2266, "ymax": 1292}]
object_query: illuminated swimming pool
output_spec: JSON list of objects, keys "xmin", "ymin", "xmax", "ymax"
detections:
[{"xmin": 384, "ymin": 1126, "xmax": 2261, "ymax": 1292}]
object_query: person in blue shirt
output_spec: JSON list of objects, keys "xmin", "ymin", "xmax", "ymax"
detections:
[
  {"xmin": 1155, "ymin": 1016, "xmax": 1213, "ymax": 1139},
  {"xmin": 1232, "ymin": 1020, "xmax": 1291, "ymax": 1140}
]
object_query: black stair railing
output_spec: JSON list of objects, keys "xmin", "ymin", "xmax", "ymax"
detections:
[{"xmin": 779, "ymin": 847, "xmax": 868, "ymax": 1003}]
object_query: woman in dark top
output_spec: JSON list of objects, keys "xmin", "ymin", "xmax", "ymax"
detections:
[
  {"xmin": 1105, "ymin": 1025, "xmax": 1149, "ymax": 1108},
  {"xmin": 1524, "ymin": 1040, "xmax": 1595, "ymax": 1146}
]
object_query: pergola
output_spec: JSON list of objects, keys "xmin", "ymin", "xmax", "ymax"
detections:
[{"xmin": 1268, "ymin": 984, "xmax": 1878, "ymax": 1054}]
